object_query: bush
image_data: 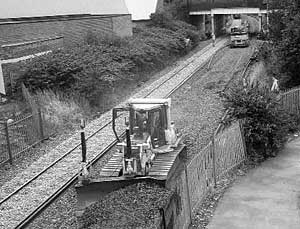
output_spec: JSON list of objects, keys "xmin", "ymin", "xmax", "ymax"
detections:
[
  {"xmin": 10, "ymin": 20, "xmax": 202, "ymax": 105},
  {"xmin": 14, "ymin": 43, "xmax": 135, "ymax": 104},
  {"xmin": 267, "ymin": 0, "xmax": 300, "ymax": 89},
  {"xmin": 222, "ymin": 85, "xmax": 298, "ymax": 160},
  {"xmin": 150, "ymin": 13, "xmax": 204, "ymax": 47}
]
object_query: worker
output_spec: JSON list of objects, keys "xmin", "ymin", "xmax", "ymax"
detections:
[{"xmin": 271, "ymin": 77, "xmax": 279, "ymax": 92}]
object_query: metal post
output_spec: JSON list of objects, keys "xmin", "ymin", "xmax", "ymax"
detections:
[
  {"xmin": 211, "ymin": 137, "xmax": 217, "ymax": 188},
  {"xmin": 4, "ymin": 121, "xmax": 13, "ymax": 165},
  {"xmin": 37, "ymin": 108, "xmax": 44, "ymax": 141},
  {"xmin": 80, "ymin": 119, "xmax": 86, "ymax": 163},
  {"xmin": 211, "ymin": 13, "xmax": 216, "ymax": 46},
  {"xmin": 202, "ymin": 14, "xmax": 206, "ymax": 34},
  {"xmin": 258, "ymin": 13, "xmax": 262, "ymax": 32},
  {"xmin": 79, "ymin": 119, "xmax": 90, "ymax": 184},
  {"xmin": 125, "ymin": 125, "xmax": 131, "ymax": 158}
]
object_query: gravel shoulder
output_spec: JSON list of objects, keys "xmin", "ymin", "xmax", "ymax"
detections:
[
  {"xmin": 1, "ymin": 38, "xmax": 216, "ymax": 228},
  {"xmin": 189, "ymin": 40, "xmax": 264, "ymax": 229},
  {"xmin": 0, "ymin": 39, "xmax": 212, "ymax": 188},
  {"xmin": 0, "ymin": 38, "xmax": 256, "ymax": 229},
  {"xmin": 35, "ymin": 41, "xmax": 252, "ymax": 229},
  {"xmin": 21, "ymin": 39, "xmax": 226, "ymax": 229}
]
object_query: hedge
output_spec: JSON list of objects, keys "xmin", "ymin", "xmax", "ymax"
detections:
[{"xmin": 7, "ymin": 17, "xmax": 204, "ymax": 105}]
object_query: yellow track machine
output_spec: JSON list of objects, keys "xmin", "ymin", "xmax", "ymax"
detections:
[{"xmin": 75, "ymin": 98, "xmax": 186, "ymax": 215}]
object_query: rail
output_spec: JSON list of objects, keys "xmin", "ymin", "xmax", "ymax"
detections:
[{"xmin": 4, "ymin": 39, "xmax": 228, "ymax": 229}]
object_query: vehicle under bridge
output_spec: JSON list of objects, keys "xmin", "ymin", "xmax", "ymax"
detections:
[{"xmin": 188, "ymin": 0, "xmax": 269, "ymax": 43}]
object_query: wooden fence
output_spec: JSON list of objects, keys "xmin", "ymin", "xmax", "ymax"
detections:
[
  {"xmin": 280, "ymin": 86, "xmax": 300, "ymax": 115},
  {"xmin": 0, "ymin": 109, "xmax": 46, "ymax": 165},
  {"xmin": 186, "ymin": 120, "xmax": 246, "ymax": 210}
]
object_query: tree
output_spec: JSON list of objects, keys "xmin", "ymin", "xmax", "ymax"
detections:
[{"xmin": 268, "ymin": 0, "xmax": 300, "ymax": 88}]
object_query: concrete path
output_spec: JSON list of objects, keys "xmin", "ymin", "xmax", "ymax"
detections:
[{"xmin": 208, "ymin": 137, "xmax": 300, "ymax": 229}]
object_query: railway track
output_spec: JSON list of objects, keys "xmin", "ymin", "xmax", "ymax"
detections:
[{"xmin": 0, "ymin": 38, "xmax": 243, "ymax": 229}]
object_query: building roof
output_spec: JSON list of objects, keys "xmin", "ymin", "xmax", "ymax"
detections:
[
  {"xmin": 125, "ymin": 0, "xmax": 159, "ymax": 20},
  {"xmin": 0, "ymin": 0, "xmax": 129, "ymax": 19}
]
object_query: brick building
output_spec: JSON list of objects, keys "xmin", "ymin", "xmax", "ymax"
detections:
[
  {"xmin": 0, "ymin": 0, "xmax": 133, "ymax": 58},
  {"xmin": 0, "ymin": 0, "xmax": 134, "ymax": 96}
]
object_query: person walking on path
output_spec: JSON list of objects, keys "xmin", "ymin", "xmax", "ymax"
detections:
[{"xmin": 207, "ymin": 137, "xmax": 300, "ymax": 229}]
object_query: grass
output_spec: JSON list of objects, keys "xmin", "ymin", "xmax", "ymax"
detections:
[{"xmin": 34, "ymin": 90, "xmax": 92, "ymax": 133}]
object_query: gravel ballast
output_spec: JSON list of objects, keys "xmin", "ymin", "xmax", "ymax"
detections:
[
  {"xmin": 0, "ymin": 39, "xmax": 225, "ymax": 229},
  {"xmin": 0, "ymin": 39, "xmax": 257, "ymax": 229},
  {"xmin": 43, "ymin": 41, "xmax": 253, "ymax": 229},
  {"xmin": 78, "ymin": 182, "xmax": 172, "ymax": 229}
]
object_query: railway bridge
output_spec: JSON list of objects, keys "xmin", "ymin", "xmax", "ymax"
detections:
[{"xmin": 187, "ymin": 0, "xmax": 269, "ymax": 42}]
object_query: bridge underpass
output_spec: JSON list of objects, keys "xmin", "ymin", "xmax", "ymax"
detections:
[{"xmin": 188, "ymin": 0, "xmax": 269, "ymax": 44}]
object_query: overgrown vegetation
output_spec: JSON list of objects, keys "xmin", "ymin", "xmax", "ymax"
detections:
[
  {"xmin": 6, "ymin": 15, "xmax": 203, "ymax": 109},
  {"xmin": 260, "ymin": 0, "xmax": 300, "ymax": 89},
  {"xmin": 34, "ymin": 90, "xmax": 91, "ymax": 131},
  {"xmin": 222, "ymin": 85, "xmax": 298, "ymax": 160},
  {"xmin": 1, "ymin": 14, "xmax": 205, "ymax": 133}
]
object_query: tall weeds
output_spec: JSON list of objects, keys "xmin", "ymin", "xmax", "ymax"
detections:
[{"xmin": 34, "ymin": 90, "xmax": 91, "ymax": 132}]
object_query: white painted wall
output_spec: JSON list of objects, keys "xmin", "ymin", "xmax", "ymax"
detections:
[
  {"xmin": 125, "ymin": 0, "xmax": 157, "ymax": 20},
  {"xmin": 0, "ymin": 64, "xmax": 5, "ymax": 95},
  {"xmin": 0, "ymin": 51, "xmax": 52, "ymax": 96}
]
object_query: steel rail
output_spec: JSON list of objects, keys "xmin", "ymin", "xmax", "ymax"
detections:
[
  {"xmin": 0, "ymin": 119, "xmax": 113, "ymax": 205},
  {"xmin": 2, "ymin": 38, "xmax": 225, "ymax": 206},
  {"xmin": 207, "ymin": 42, "xmax": 230, "ymax": 71},
  {"xmin": 11, "ymin": 39, "xmax": 227, "ymax": 229}
]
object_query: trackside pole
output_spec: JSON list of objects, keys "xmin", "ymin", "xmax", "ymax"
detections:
[
  {"xmin": 79, "ymin": 119, "xmax": 89, "ymax": 184},
  {"xmin": 81, "ymin": 119, "xmax": 87, "ymax": 163},
  {"xmin": 211, "ymin": 13, "xmax": 216, "ymax": 47}
]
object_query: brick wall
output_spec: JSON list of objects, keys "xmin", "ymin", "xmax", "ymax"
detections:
[
  {"xmin": 63, "ymin": 16, "xmax": 113, "ymax": 46},
  {"xmin": 112, "ymin": 15, "xmax": 133, "ymax": 37},
  {"xmin": 0, "ymin": 15, "xmax": 133, "ymax": 57},
  {"xmin": 0, "ymin": 20, "xmax": 64, "ymax": 46}
]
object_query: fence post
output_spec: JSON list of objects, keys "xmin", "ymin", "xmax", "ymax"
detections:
[
  {"xmin": 159, "ymin": 208, "xmax": 166, "ymax": 229},
  {"xmin": 211, "ymin": 137, "xmax": 217, "ymax": 188},
  {"xmin": 4, "ymin": 121, "xmax": 13, "ymax": 165},
  {"xmin": 239, "ymin": 120, "xmax": 247, "ymax": 159},
  {"xmin": 37, "ymin": 108, "xmax": 44, "ymax": 141},
  {"xmin": 184, "ymin": 164, "xmax": 193, "ymax": 225}
]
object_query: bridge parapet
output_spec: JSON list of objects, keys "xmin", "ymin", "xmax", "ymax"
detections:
[{"xmin": 189, "ymin": 0, "xmax": 267, "ymax": 12}]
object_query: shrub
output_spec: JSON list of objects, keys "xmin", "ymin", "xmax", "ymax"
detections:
[
  {"xmin": 267, "ymin": 0, "xmax": 300, "ymax": 89},
  {"xmin": 221, "ymin": 85, "xmax": 298, "ymax": 160},
  {"xmin": 14, "ymin": 44, "xmax": 135, "ymax": 104},
  {"xmin": 10, "ymin": 20, "xmax": 202, "ymax": 105},
  {"xmin": 150, "ymin": 13, "xmax": 203, "ymax": 47}
]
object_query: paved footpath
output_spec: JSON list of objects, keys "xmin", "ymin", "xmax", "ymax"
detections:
[{"xmin": 208, "ymin": 137, "xmax": 300, "ymax": 229}]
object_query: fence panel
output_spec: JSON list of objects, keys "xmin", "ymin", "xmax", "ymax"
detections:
[
  {"xmin": 214, "ymin": 121, "xmax": 246, "ymax": 178},
  {"xmin": 8, "ymin": 112, "xmax": 41, "ymax": 157},
  {"xmin": 0, "ymin": 110, "xmax": 45, "ymax": 165},
  {"xmin": 280, "ymin": 88, "xmax": 300, "ymax": 115},
  {"xmin": 186, "ymin": 142, "xmax": 214, "ymax": 210},
  {"xmin": 0, "ymin": 123, "xmax": 8, "ymax": 164},
  {"xmin": 186, "ymin": 120, "xmax": 246, "ymax": 211}
]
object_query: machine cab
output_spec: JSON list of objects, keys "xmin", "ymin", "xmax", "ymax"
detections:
[
  {"xmin": 112, "ymin": 98, "xmax": 177, "ymax": 177},
  {"xmin": 112, "ymin": 98, "xmax": 172, "ymax": 148}
]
